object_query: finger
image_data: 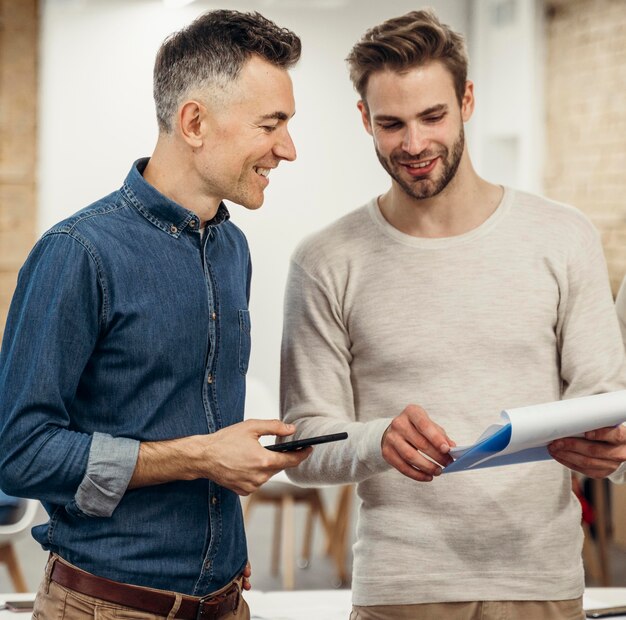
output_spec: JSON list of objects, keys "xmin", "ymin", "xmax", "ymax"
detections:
[
  {"xmin": 242, "ymin": 579, "xmax": 251, "ymax": 591},
  {"xmin": 550, "ymin": 453, "xmax": 614, "ymax": 479},
  {"xmin": 586, "ymin": 424, "xmax": 626, "ymax": 444},
  {"xmin": 548, "ymin": 447, "xmax": 619, "ymax": 478},
  {"xmin": 383, "ymin": 445, "xmax": 435, "ymax": 482},
  {"xmin": 393, "ymin": 438, "xmax": 444, "ymax": 476},
  {"xmin": 411, "ymin": 413, "xmax": 451, "ymax": 454},
  {"xmin": 246, "ymin": 419, "xmax": 296, "ymax": 438},
  {"xmin": 550, "ymin": 438, "xmax": 626, "ymax": 462},
  {"xmin": 398, "ymin": 420, "xmax": 453, "ymax": 466},
  {"xmin": 272, "ymin": 446, "xmax": 313, "ymax": 470},
  {"xmin": 243, "ymin": 562, "xmax": 251, "ymax": 578},
  {"xmin": 403, "ymin": 405, "xmax": 453, "ymax": 455},
  {"xmin": 382, "ymin": 435, "xmax": 442, "ymax": 475}
]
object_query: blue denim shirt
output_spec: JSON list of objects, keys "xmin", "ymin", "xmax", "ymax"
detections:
[{"xmin": 0, "ymin": 158, "xmax": 251, "ymax": 595}]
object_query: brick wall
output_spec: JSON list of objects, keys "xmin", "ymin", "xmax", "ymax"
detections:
[
  {"xmin": 0, "ymin": 0, "xmax": 38, "ymax": 337},
  {"xmin": 544, "ymin": 0, "xmax": 626, "ymax": 296}
]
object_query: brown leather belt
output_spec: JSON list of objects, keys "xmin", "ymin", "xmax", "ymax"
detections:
[{"xmin": 50, "ymin": 559, "xmax": 241, "ymax": 620}]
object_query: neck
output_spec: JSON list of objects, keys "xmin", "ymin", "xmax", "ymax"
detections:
[
  {"xmin": 379, "ymin": 156, "xmax": 503, "ymax": 238},
  {"xmin": 143, "ymin": 137, "xmax": 221, "ymax": 226}
]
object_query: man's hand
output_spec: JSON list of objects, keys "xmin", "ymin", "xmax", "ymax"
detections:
[
  {"xmin": 129, "ymin": 419, "xmax": 311, "ymax": 494},
  {"xmin": 200, "ymin": 419, "xmax": 311, "ymax": 495},
  {"xmin": 242, "ymin": 561, "xmax": 251, "ymax": 591},
  {"xmin": 548, "ymin": 424, "xmax": 626, "ymax": 478},
  {"xmin": 381, "ymin": 405, "xmax": 455, "ymax": 482}
]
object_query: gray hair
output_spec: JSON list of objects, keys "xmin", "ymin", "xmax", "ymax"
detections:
[{"xmin": 154, "ymin": 9, "xmax": 301, "ymax": 133}]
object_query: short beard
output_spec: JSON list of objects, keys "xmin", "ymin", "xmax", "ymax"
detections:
[{"xmin": 376, "ymin": 125, "xmax": 465, "ymax": 200}]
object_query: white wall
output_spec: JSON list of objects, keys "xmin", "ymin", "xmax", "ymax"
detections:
[
  {"xmin": 40, "ymin": 0, "xmax": 541, "ymax": 402},
  {"xmin": 469, "ymin": 0, "xmax": 545, "ymax": 192},
  {"xmin": 39, "ymin": 0, "xmax": 471, "ymax": 400}
]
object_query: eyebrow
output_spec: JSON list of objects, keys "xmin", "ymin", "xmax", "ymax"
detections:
[
  {"xmin": 256, "ymin": 111, "xmax": 295, "ymax": 122},
  {"xmin": 374, "ymin": 104, "xmax": 448, "ymax": 122}
]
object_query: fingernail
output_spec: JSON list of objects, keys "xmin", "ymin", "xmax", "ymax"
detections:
[{"xmin": 440, "ymin": 443, "xmax": 450, "ymax": 453}]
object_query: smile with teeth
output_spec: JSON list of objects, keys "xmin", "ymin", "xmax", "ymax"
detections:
[
  {"xmin": 254, "ymin": 167, "xmax": 271, "ymax": 177},
  {"xmin": 406, "ymin": 159, "xmax": 434, "ymax": 169}
]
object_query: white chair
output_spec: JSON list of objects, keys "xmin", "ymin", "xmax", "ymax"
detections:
[{"xmin": 0, "ymin": 498, "xmax": 40, "ymax": 592}]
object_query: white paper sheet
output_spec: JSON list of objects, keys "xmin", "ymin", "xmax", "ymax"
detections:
[{"xmin": 445, "ymin": 390, "xmax": 626, "ymax": 473}]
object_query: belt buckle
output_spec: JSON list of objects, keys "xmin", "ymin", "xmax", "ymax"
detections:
[
  {"xmin": 195, "ymin": 582, "xmax": 239, "ymax": 620},
  {"xmin": 196, "ymin": 593, "xmax": 215, "ymax": 620}
]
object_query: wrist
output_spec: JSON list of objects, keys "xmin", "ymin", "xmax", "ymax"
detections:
[{"xmin": 130, "ymin": 435, "xmax": 206, "ymax": 488}]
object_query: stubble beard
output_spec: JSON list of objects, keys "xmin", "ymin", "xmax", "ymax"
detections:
[{"xmin": 376, "ymin": 125, "xmax": 465, "ymax": 201}]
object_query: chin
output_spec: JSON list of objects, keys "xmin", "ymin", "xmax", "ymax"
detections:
[
  {"xmin": 242, "ymin": 201, "xmax": 264, "ymax": 211},
  {"xmin": 243, "ymin": 194, "xmax": 265, "ymax": 211}
]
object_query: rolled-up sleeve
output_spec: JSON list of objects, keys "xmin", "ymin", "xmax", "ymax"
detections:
[{"xmin": 75, "ymin": 432, "xmax": 140, "ymax": 517}]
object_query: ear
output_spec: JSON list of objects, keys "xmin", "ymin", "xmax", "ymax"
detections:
[
  {"xmin": 357, "ymin": 100, "xmax": 373, "ymax": 136},
  {"xmin": 460, "ymin": 80, "xmax": 475, "ymax": 122},
  {"xmin": 178, "ymin": 100, "xmax": 206, "ymax": 148}
]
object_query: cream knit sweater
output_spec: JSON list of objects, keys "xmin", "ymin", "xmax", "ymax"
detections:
[{"xmin": 281, "ymin": 188, "xmax": 626, "ymax": 605}]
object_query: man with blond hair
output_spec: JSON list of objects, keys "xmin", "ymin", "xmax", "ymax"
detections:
[
  {"xmin": 281, "ymin": 9, "xmax": 626, "ymax": 619},
  {"xmin": 0, "ymin": 10, "xmax": 310, "ymax": 620}
]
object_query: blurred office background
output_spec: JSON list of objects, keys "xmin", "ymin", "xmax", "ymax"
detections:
[{"xmin": 1, "ymin": 0, "xmax": 625, "ymax": 595}]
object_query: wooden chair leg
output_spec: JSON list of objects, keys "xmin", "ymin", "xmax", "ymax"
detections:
[
  {"xmin": 332, "ymin": 486, "xmax": 353, "ymax": 584},
  {"xmin": 271, "ymin": 499, "xmax": 282, "ymax": 577},
  {"xmin": 323, "ymin": 485, "xmax": 353, "ymax": 584},
  {"xmin": 0, "ymin": 543, "xmax": 28, "ymax": 593},
  {"xmin": 300, "ymin": 497, "xmax": 317, "ymax": 567},
  {"xmin": 281, "ymin": 495, "xmax": 295, "ymax": 590},
  {"xmin": 243, "ymin": 494, "xmax": 257, "ymax": 523},
  {"xmin": 313, "ymin": 491, "xmax": 333, "ymax": 543},
  {"xmin": 592, "ymin": 478, "xmax": 611, "ymax": 586}
]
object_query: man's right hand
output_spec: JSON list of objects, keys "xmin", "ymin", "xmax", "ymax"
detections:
[
  {"xmin": 381, "ymin": 405, "xmax": 455, "ymax": 482},
  {"xmin": 129, "ymin": 420, "xmax": 311, "ymax": 495},
  {"xmin": 200, "ymin": 419, "xmax": 311, "ymax": 495}
]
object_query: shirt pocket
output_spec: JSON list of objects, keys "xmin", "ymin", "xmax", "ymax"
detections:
[{"xmin": 238, "ymin": 309, "xmax": 251, "ymax": 375}]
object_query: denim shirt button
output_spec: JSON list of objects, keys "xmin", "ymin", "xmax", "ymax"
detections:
[
  {"xmin": 211, "ymin": 312, "xmax": 216, "ymax": 321},
  {"xmin": 189, "ymin": 220, "xmax": 196, "ymax": 228},
  {"xmin": 170, "ymin": 224, "xmax": 178, "ymax": 234},
  {"xmin": 207, "ymin": 374, "xmax": 213, "ymax": 384},
  {"xmin": 211, "ymin": 496, "xmax": 217, "ymax": 505}
]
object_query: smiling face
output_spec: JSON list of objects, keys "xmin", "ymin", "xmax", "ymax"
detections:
[
  {"xmin": 358, "ymin": 61, "xmax": 473, "ymax": 201},
  {"xmin": 193, "ymin": 55, "xmax": 297, "ymax": 210}
]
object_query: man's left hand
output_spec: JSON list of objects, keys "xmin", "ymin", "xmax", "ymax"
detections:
[
  {"xmin": 548, "ymin": 424, "xmax": 626, "ymax": 478},
  {"xmin": 243, "ymin": 561, "xmax": 251, "ymax": 591}
]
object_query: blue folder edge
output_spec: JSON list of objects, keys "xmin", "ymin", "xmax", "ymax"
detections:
[{"xmin": 443, "ymin": 423, "xmax": 512, "ymax": 473}]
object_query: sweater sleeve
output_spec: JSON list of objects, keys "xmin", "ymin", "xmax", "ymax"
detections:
[
  {"xmin": 280, "ymin": 258, "xmax": 392, "ymax": 487},
  {"xmin": 557, "ymin": 228, "xmax": 626, "ymax": 483}
]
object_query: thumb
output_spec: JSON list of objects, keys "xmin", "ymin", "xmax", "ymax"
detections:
[{"xmin": 245, "ymin": 418, "xmax": 296, "ymax": 438}]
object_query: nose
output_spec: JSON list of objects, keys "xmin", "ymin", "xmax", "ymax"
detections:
[
  {"xmin": 274, "ymin": 128, "xmax": 297, "ymax": 162},
  {"xmin": 402, "ymin": 124, "xmax": 428, "ymax": 156}
]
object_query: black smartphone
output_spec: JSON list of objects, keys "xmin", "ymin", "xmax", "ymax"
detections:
[
  {"xmin": 266, "ymin": 432, "xmax": 348, "ymax": 452},
  {"xmin": 4, "ymin": 600, "xmax": 35, "ymax": 612},
  {"xmin": 586, "ymin": 606, "xmax": 626, "ymax": 618}
]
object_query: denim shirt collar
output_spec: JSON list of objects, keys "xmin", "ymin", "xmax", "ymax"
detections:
[{"xmin": 121, "ymin": 157, "xmax": 230, "ymax": 238}]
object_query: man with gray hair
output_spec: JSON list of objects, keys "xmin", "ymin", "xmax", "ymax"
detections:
[
  {"xmin": 281, "ymin": 8, "xmax": 626, "ymax": 619},
  {"xmin": 0, "ymin": 10, "xmax": 308, "ymax": 620}
]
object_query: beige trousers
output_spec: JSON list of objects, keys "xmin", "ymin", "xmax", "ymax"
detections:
[
  {"xmin": 32, "ymin": 555, "xmax": 250, "ymax": 620},
  {"xmin": 350, "ymin": 597, "xmax": 585, "ymax": 620}
]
